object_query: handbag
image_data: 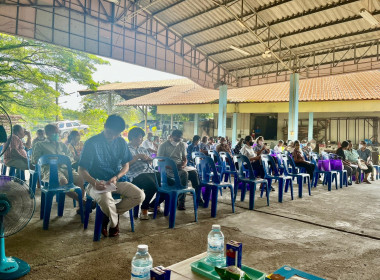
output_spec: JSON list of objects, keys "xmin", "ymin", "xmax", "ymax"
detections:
[{"xmin": 357, "ymin": 159, "xmax": 368, "ymax": 170}]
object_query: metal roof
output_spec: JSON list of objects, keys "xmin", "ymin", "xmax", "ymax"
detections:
[
  {"xmin": 117, "ymin": 70, "xmax": 380, "ymax": 106},
  {"xmin": 79, "ymin": 78, "xmax": 192, "ymax": 95},
  {"xmin": 1, "ymin": 0, "xmax": 379, "ymax": 88}
]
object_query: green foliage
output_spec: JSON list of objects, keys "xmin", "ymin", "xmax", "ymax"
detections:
[
  {"xmin": 81, "ymin": 90, "xmax": 143, "ymax": 128},
  {"xmin": 0, "ymin": 33, "xmax": 108, "ymax": 123},
  {"xmin": 79, "ymin": 109, "xmax": 108, "ymax": 139}
]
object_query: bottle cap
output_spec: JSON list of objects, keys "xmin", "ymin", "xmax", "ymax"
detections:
[
  {"xmin": 212, "ymin": 224, "xmax": 221, "ymax": 230},
  {"xmin": 137, "ymin": 244, "xmax": 148, "ymax": 252}
]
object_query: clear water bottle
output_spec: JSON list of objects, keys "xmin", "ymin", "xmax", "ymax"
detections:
[
  {"xmin": 206, "ymin": 224, "xmax": 225, "ymax": 267},
  {"xmin": 131, "ymin": 244, "xmax": 153, "ymax": 280}
]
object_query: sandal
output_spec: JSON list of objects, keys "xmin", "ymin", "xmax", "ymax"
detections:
[{"xmin": 363, "ymin": 180, "xmax": 371, "ymax": 184}]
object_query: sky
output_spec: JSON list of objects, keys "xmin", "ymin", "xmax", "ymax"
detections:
[{"xmin": 60, "ymin": 57, "xmax": 182, "ymax": 110}]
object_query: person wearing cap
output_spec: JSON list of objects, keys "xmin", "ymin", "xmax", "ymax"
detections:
[{"xmin": 79, "ymin": 115, "xmax": 145, "ymax": 237}]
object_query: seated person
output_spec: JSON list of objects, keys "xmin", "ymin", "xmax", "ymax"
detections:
[
  {"xmin": 273, "ymin": 140, "xmax": 284, "ymax": 153},
  {"xmin": 187, "ymin": 135, "xmax": 201, "ymax": 166},
  {"xmin": 153, "ymin": 136, "xmax": 160, "ymax": 151},
  {"xmin": 292, "ymin": 140, "xmax": 315, "ymax": 182},
  {"xmin": 78, "ymin": 115, "xmax": 145, "ymax": 237},
  {"xmin": 254, "ymin": 136, "xmax": 270, "ymax": 155},
  {"xmin": 206, "ymin": 137, "xmax": 215, "ymax": 151},
  {"xmin": 345, "ymin": 140, "xmax": 363, "ymax": 184},
  {"xmin": 199, "ymin": 136, "xmax": 209, "ymax": 153},
  {"xmin": 157, "ymin": 129, "xmax": 203, "ymax": 210},
  {"xmin": 142, "ymin": 132, "xmax": 157, "ymax": 154},
  {"xmin": 66, "ymin": 130, "xmax": 84, "ymax": 170},
  {"xmin": 233, "ymin": 138, "xmax": 244, "ymax": 155},
  {"xmin": 3, "ymin": 125, "xmax": 31, "ymax": 170},
  {"xmin": 240, "ymin": 136, "xmax": 267, "ymax": 183},
  {"xmin": 32, "ymin": 124, "xmax": 84, "ymax": 210},
  {"xmin": 127, "ymin": 127, "xmax": 165, "ymax": 220},
  {"xmin": 32, "ymin": 129, "xmax": 46, "ymax": 147},
  {"xmin": 357, "ymin": 140, "xmax": 373, "ymax": 184},
  {"xmin": 336, "ymin": 140, "xmax": 357, "ymax": 185},
  {"xmin": 216, "ymin": 137, "xmax": 232, "ymax": 155}
]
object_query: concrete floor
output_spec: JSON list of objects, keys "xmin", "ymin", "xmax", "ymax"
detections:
[{"xmin": 7, "ymin": 180, "xmax": 380, "ymax": 280}]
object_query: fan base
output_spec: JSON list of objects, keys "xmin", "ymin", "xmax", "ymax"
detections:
[{"xmin": 0, "ymin": 257, "xmax": 30, "ymax": 280}]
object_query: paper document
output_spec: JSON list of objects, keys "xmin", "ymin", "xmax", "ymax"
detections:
[{"xmin": 93, "ymin": 183, "xmax": 117, "ymax": 194}]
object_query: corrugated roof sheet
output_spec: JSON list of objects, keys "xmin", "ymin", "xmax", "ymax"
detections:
[
  {"xmin": 79, "ymin": 78, "xmax": 193, "ymax": 94},
  {"xmin": 139, "ymin": 0, "xmax": 380, "ymax": 73},
  {"xmin": 117, "ymin": 70, "xmax": 380, "ymax": 106}
]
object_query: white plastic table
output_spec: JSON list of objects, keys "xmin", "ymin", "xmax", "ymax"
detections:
[{"xmin": 168, "ymin": 252, "xmax": 209, "ymax": 279}]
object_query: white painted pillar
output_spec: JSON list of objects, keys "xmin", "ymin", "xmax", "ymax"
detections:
[
  {"xmin": 194, "ymin": 113, "xmax": 199, "ymax": 135},
  {"xmin": 288, "ymin": 73, "xmax": 299, "ymax": 141},
  {"xmin": 308, "ymin": 112, "xmax": 314, "ymax": 141},
  {"xmin": 232, "ymin": 113, "xmax": 238, "ymax": 146},
  {"xmin": 218, "ymin": 84, "xmax": 228, "ymax": 137},
  {"xmin": 170, "ymin": 114, "xmax": 173, "ymax": 130}
]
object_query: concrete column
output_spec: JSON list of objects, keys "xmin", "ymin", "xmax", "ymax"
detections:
[
  {"xmin": 218, "ymin": 84, "xmax": 228, "ymax": 137},
  {"xmin": 232, "ymin": 113, "xmax": 238, "ymax": 145},
  {"xmin": 308, "ymin": 112, "xmax": 314, "ymax": 141},
  {"xmin": 288, "ymin": 73, "xmax": 299, "ymax": 141},
  {"xmin": 194, "ymin": 113, "xmax": 199, "ymax": 135},
  {"xmin": 170, "ymin": 114, "xmax": 173, "ymax": 130}
]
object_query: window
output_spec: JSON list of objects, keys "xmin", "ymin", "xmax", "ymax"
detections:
[
  {"xmin": 66, "ymin": 123, "xmax": 73, "ymax": 128},
  {"xmin": 58, "ymin": 123, "xmax": 64, "ymax": 128},
  {"xmin": 226, "ymin": 118, "xmax": 232, "ymax": 129},
  {"xmin": 73, "ymin": 122, "xmax": 80, "ymax": 126}
]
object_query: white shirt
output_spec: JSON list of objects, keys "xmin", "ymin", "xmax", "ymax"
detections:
[
  {"xmin": 142, "ymin": 139, "xmax": 156, "ymax": 151},
  {"xmin": 240, "ymin": 144, "xmax": 257, "ymax": 162},
  {"xmin": 274, "ymin": 145, "xmax": 282, "ymax": 153}
]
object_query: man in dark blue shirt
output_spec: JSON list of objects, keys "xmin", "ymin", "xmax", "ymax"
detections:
[
  {"xmin": 79, "ymin": 115, "xmax": 145, "ymax": 237},
  {"xmin": 186, "ymin": 135, "xmax": 201, "ymax": 166}
]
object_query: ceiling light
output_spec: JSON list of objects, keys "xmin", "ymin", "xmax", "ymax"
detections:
[
  {"xmin": 262, "ymin": 49, "xmax": 272, "ymax": 58},
  {"xmin": 103, "ymin": 0, "xmax": 120, "ymax": 4},
  {"xmin": 229, "ymin": 45, "xmax": 250, "ymax": 56},
  {"xmin": 236, "ymin": 20, "xmax": 246, "ymax": 28},
  {"xmin": 359, "ymin": 8, "xmax": 379, "ymax": 26}
]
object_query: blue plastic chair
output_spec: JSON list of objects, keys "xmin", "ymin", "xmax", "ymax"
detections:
[
  {"xmin": 27, "ymin": 149, "xmax": 38, "ymax": 195},
  {"xmin": 37, "ymin": 154, "xmax": 84, "ymax": 230},
  {"xmin": 194, "ymin": 155, "xmax": 235, "ymax": 217},
  {"xmin": 310, "ymin": 154, "xmax": 338, "ymax": 191},
  {"xmin": 84, "ymin": 193, "xmax": 135, "ymax": 242},
  {"xmin": 152, "ymin": 157, "xmax": 198, "ymax": 229},
  {"xmin": 208, "ymin": 150, "xmax": 222, "ymax": 173},
  {"xmin": 219, "ymin": 152, "xmax": 237, "ymax": 184},
  {"xmin": 261, "ymin": 154, "xmax": 293, "ymax": 203},
  {"xmin": 233, "ymin": 154, "xmax": 269, "ymax": 210},
  {"xmin": 280, "ymin": 154, "xmax": 311, "ymax": 198}
]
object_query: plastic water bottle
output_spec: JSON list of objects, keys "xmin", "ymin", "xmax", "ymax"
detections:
[
  {"xmin": 206, "ymin": 224, "xmax": 225, "ymax": 267},
  {"xmin": 131, "ymin": 244, "xmax": 153, "ymax": 280}
]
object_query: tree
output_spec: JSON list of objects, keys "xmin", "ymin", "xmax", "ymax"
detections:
[
  {"xmin": 81, "ymin": 87, "xmax": 143, "ymax": 127},
  {"xmin": 0, "ymin": 33, "xmax": 108, "ymax": 122}
]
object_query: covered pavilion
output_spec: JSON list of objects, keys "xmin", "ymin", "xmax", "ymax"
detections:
[{"xmin": 2, "ymin": 1, "xmax": 380, "ymax": 279}]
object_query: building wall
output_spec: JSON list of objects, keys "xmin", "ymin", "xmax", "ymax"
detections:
[{"xmin": 278, "ymin": 112, "xmax": 380, "ymax": 144}]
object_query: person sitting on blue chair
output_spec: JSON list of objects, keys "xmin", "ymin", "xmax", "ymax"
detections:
[
  {"xmin": 240, "ymin": 135, "xmax": 273, "ymax": 191},
  {"xmin": 78, "ymin": 115, "xmax": 145, "ymax": 237},
  {"xmin": 127, "ymin": 127, "xmax": 165, "ymax": 220},
  {"xmin": 32, "ymin": 124, "xmax": 84, "ymax": 212},
  {"xmin": 157, "ymin": 129, "xmax": 204, "ymax": 211},
  {"xmin": 3, "ymin": 124, "xmax": 31, "ymax": 171},
  {"xmin": 186, "ymin": 135, "xmax": 201, "ymax": 167},
  {"xmin": 292, "ymin": 140, "xmax": 315, "ymax": 182},
  {"xmin": 32, "ymin": 129, "xmax": 46, "ymax": 148}
]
